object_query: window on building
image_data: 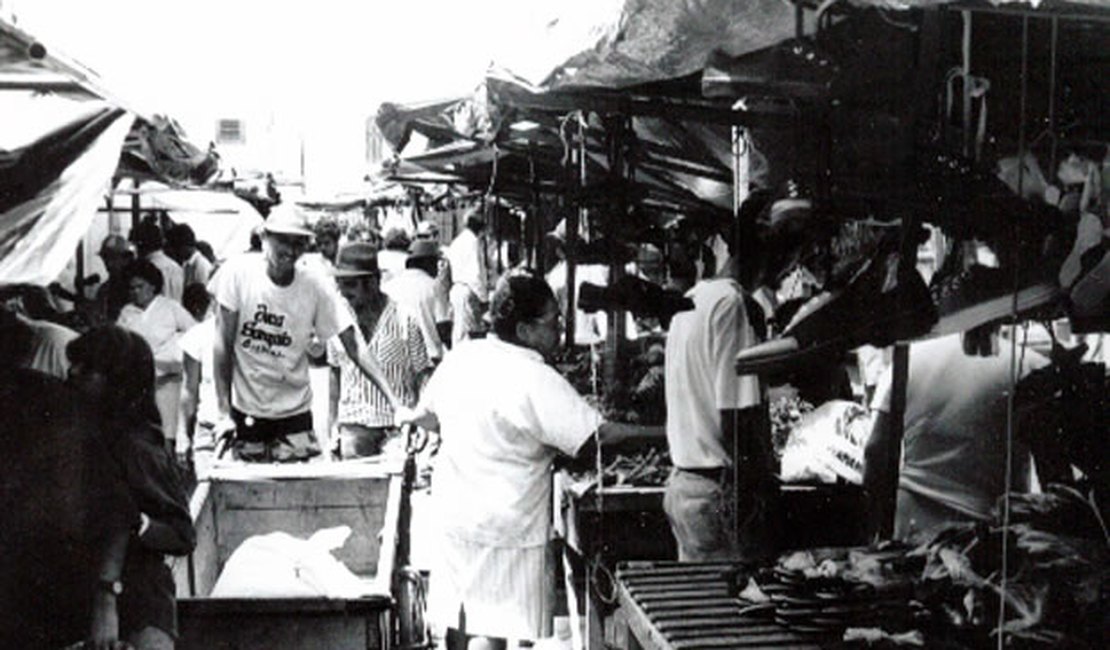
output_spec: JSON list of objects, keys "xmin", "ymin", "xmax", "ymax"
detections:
[{"xmin": 216, "ymin": 119, "xmax": 244, "ymax": 144}]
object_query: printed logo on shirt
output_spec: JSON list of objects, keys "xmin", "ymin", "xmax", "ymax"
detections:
[{"xmin": 240, "ymin": 303, "xmax": 293, "ymax": 357}]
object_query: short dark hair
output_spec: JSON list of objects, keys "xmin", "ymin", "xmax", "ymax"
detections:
[
  {"xmin": 165, "ymin": 223, "xmax": 197, "ymax": 249},
  {"xmin": 182, "ymin": 282, "xmax": 210, "ymax": 319},
  {"xmin": 489, "ymin": 271, "xmax": 555, "ymax": 341},
  {"xmin": 123, "ymin": 259, "xmax": 164, "ymax": 295},
  {"xmin": 67, "ymin": 325, "xmax": 160, "ymax": 427},
  {"xmin": 313, "ymin": 216, "xmax": 341, "ymax": 242},
  {"xmin": 129, "ymin": 220, "xmax": 164, "ymax": 251}
]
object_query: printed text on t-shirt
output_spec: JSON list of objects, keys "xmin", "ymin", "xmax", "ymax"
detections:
[{"xmin": 240, "ymin": 303, "xmax": 293, "ymax": 356}]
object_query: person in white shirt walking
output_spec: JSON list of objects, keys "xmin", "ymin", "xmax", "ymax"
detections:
[
  {"xmin": 210, "ymin": 204, "xmax": 399, "ymax": 462},
  {"xmin": 130, "ymin": 218, "xmax": 184, "ymax": 304},
  {"xmin": 166, "ymin": 223, "xmax": 214, "ymax": 289},
  {"xmin": 116, "ymin": 259, "xmax": 197, "ymax": 452},
  {"xmin": 383, "ymin": 239, "xmax": 452, "ymax": 363},
  {"xmin": 444, "ymin": 208, "xmax": 489, "ymax": 343}
]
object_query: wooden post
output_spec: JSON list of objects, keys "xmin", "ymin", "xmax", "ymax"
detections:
[
  {"xmin": 602, "ymin": 114, "xmax": 629, "ymax": 395},
  {"xmin": 564, "ymin": 115, "xmax": 584, "ymax": 348},
  {"xmin": 131, "ymin": 180, "xmax": 141, "ymax": 229}
]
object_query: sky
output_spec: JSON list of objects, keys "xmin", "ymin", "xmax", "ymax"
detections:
[
  {"xmin": 6, "ymin": 0, "xmax": 621, "ymax": 115},
  {"xmin": 3, "ymin": 0, "xmax": 622, "ymax": 193}
]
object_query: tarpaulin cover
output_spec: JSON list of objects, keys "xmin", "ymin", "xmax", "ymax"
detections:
[
  {"xmin": 539, "ymin": 0, "xmax": 800, "ymax": 90},
  {"xmin": 0, "ymin": 106, "xmax": 133, "ymax": 284},
  {"xmin": 119, "ymin": 115, "xmax": 220, "ymax": 186}
]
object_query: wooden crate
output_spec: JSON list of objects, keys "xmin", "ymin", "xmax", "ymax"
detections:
[{"xmin": 171, "ymin": 462, "xmax": 405, "ymax": 650}]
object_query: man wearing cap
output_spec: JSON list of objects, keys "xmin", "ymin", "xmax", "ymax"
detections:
[
  {"xmin": 91, "ymin": 234, "xmax": 136, "ymax": 326},
  {"xmin": 383, "ymin": 239, "xmax": 452, "ymax": 362},
  {"xmin": 130, "ymin": 217, "xmax": 185, "ymax": 303},
  {"xmin": 328, "ymin": 243, "xmax": 432, "ymax": 458},
  {"xmin": 445, "ymin": 208, "xmax": 490, "ymax": 343},
  {"xmin": 210, "ymin": 204, "xmax": 400, "ymax": 462}
]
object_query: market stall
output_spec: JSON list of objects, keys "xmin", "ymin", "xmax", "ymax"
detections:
[{"xmin": 375, "ymin": 0, "xmax": 1107, "ymax": 648}]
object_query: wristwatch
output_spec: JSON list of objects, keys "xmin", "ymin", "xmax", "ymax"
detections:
[{"xmin": 98, "ymin": 578, "xmax": 124, "ymax": 596}]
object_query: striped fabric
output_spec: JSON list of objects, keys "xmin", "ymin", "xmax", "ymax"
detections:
[
  {"xmin": 427, "ymin": 533, "xmax": 553, "ymax": 641},
  {"xmin": 0, "ymin": 106, "xmax": 132, "ymax": 285},
  {"xmin": 328, "ymin": 300, "xmax": 430, "ymax": 426}
]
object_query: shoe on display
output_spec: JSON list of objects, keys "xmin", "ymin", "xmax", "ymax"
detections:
[
  {"xmin": 737, "ymin": 248, "xmax": 936, "ymax": 376},
  {"xmin": 1066, "ymin": 241, "xmax": 1109, "ymax": 333},
  {"xmin": 702, "ymin": 38, "xmax": 840, "ymax": 101},
  {"xmin": 578, "ymin": 276, "xmax": 694, "ymax": 321},
  {"xmin": 929, "ymin": 264, "xmax": 1063, "ymax": 336}
]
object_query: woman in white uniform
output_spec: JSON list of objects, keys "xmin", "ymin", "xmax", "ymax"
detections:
[
  {"xmin": 117, "ymin": 259, "xmax": 196, "ymax": 453},
  {"xmin": 398, "ymin": 271, "xmax": 647, "ymax": 650}
]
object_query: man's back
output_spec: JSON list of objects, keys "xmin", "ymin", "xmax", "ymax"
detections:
[{"xmin": 384, "ymin": 268, "xmax": 446, "ymax": 361}]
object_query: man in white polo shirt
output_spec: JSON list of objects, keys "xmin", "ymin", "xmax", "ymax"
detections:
[{"xmin": 663, "ymin": 220, "xmax": 779, "ymax": 562}]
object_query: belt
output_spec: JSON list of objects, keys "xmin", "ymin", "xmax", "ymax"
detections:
[
  {"xmin": 231, "ymin": 408, "xmax": 313, "ymax": 442},
  {"xmin": 677, "ymin": 466, "xmax": 731, "ymax": 481}
]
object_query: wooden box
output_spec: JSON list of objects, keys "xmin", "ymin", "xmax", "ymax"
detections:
[{"xmin": 171, "ymin": 462, "xmax": 405, "ymax": 650}]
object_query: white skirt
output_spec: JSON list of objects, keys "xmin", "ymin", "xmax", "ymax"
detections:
[{"xmin": 428, "ymin": 533, "xmax": 553, "ymax": 641}]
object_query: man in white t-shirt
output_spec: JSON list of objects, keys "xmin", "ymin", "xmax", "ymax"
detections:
[
  {"xmin": 445, "ymin": 208, "xmax": 489, "ymax": 343},
  {"xmin": 383, "ymin": 239, "xmax": 451, "ymax": 362},
  {"xmin": 210, "ymin": 204, "xmax": 399, "ymax": 462}
]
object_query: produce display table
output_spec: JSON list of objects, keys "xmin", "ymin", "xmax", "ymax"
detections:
[{"xmin": 615, "ymin": 561, "xmax": 820, "ymax": 650}]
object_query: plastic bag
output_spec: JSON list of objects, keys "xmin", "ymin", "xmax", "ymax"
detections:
[
  {"xmin": 210, "ymin": 525, "xmax": 370, "ymax": 598},
  {"xmin": 780, "ymin": 400, "xmax": 872, "ymax": 484}
]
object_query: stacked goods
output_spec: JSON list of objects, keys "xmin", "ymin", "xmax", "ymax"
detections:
[
  {"xmin": 746, "ymin": 484, "xmax": 1109, "ymax": 647},
  {"xmin": 911, "ymin": 485, "xmax": 1108, "ymax": 649},
  {"xmin": 755, "ymin": 546, "xmax": 924, "ymax": 638}
]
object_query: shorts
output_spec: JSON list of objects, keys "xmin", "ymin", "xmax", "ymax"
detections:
[{"xmin": 230, "ymin": 409, "xmax": 320, "ymax": 463}]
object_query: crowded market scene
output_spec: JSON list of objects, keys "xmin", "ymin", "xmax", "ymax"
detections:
[{"xmin": 1, "ymin": 1, "xmax": 1107, "ymax": 649}]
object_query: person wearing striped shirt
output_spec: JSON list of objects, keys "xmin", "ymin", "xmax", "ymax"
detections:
[{"xmin": 328, "ymin": 243, "xmax": 432, "ymax": 459}]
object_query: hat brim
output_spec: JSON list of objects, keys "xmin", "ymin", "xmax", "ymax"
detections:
[
  {"xmin": 263, "ymin": 225, "xmax": 314, "ymax": 238},
  {"xmin": 331, "ymin": 268, "xmax": 379, "ymax": 278}
]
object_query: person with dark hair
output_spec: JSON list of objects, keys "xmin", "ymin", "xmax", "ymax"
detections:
[
  {"xmin": 327, "ymin": 243, "xmax": 432, "ymax": 458},
  {"xmin": 312, "ymin": 216, "xmax": 342, "ymax": 266},
  {"xmin": 445, "ymin": 207, "xmax": 490, "ymax": 343},
  {"xmin": 66, "ymin": 326, "xmax": 195, "ymax": 650},
  {"xmin": 165, "ymin": 223, "xmax": 214, "ymax": 289},
  {"xmin": 117, "ymin": 260, "xmax": 197, "ymax": 453},
  {"xmin": 195, "ymin": 240, "xmax": 217, "ymax": 265},
  {"xmin": 383, "ymin": 239, "xmax": 452, "ymax": 362},
  {"xmin": 1, "ymin": 315, "xmax": 138, "ymax": 650},
  {"xmin": 92, "ymin": 233, "xmax": 137, "ymax": 325},
  {"xmin": 0, "ymin": 286, "xmax": 78, "ymax": 378},
  {"xmin": 662, "ymin": 218, "xmax": 771, "ymax": 563},
  {"xmin": 177, "ymin": 283, "xmax": 215, "ymax": 466},
  {"xmin": 396, "ymin": 270, "xmax": 653, "ymax": 650},
  {"xmin": 379, "ymin": 227, "xmax": 411, "ymax": 282},
  {"xmin": 211, "ymin": 204, "xmax": 399, "ymax": 462},
  {"xmin": 130, "ymin": 220, "xmax": 184, "ymax": 303}
]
